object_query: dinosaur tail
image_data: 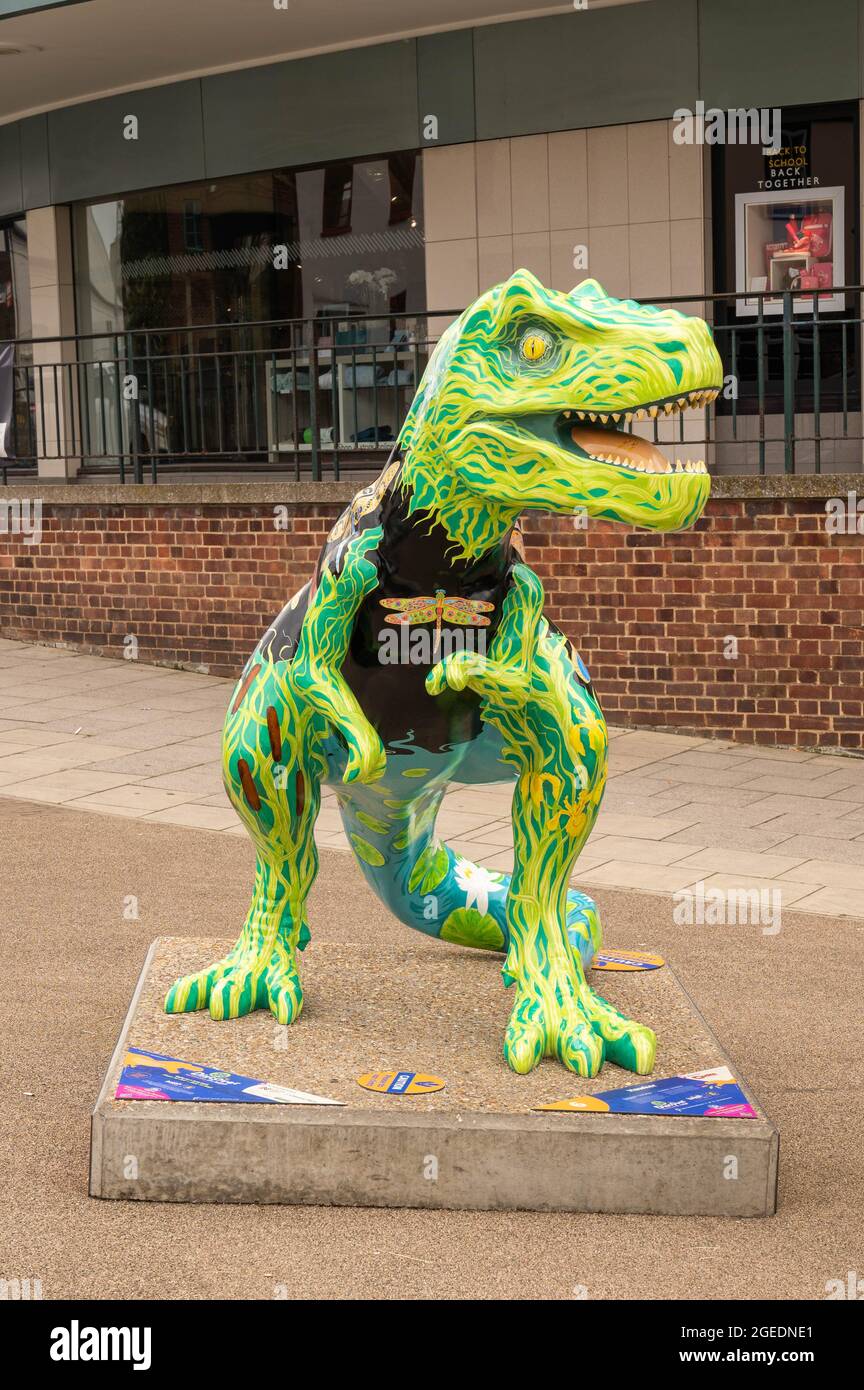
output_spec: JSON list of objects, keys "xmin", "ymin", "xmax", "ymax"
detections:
[{"xmin": 336, "ymin": 794, "xmax": 601, "ymax": 969}]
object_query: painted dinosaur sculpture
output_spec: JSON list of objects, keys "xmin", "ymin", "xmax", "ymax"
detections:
[{"xmin": 166, "ymin": 270, "xmax": 722, "ymax": 1078}]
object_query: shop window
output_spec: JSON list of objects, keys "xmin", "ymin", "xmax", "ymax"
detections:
[
  {"xmin": 70, "ymin": 154, "xmax": 425, "ymax": 462},
  {"xmin": 711, "ymin": 102, "xmax": 859, "ymax": 414},
  {"xmin": 73, "ymin": 152, "xmax": 425, "ymax": 339},
  {"xmin": 0, "ymin": 219, "xmax": 31, "ymax": 463},
  {"xmin": 0, "ymin": 218, "xmax": 29, "ymax": 343}
]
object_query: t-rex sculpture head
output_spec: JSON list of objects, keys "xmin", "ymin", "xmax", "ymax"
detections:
[{"xmin": 400, "ymin": 269, "xmax": 723, "ymax": 557}]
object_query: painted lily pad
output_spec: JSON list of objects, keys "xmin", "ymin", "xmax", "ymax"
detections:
[
  {"xmin": 350, "ymin": 834, "xmax": 386, "ymax": 867},
  {"xmin": 408, "ymin": 843, "xmax": 449, "ymax": 894},
  {"xmin": 440, "ymin": 907, "xmax": 505, "ymax": 952}
]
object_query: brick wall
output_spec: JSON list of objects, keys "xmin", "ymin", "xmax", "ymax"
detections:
[
  {"xmin": 524, "ymin": 496, "xmax": 863, "ymax": 750},
  {"xmin": 0, "ymin": 495, "xmax": 342, "ymax": 677},
  {"xmin": 0, "ymin": 481, "xmax": 861, "ymax": 750}
]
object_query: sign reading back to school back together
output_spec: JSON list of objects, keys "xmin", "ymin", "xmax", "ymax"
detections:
[
  {"xmin": 115, "ymin": 1047, "xmax": 344, "ymax": 1105},
  {"xmin": 590, "ymin": 948, "xmax": 665, "ymax": 972},
  {"xmin": 534, "ymin": 1066, "xmax": 757, "ymax": 1118},
  {"xmin": 356, "ymin": 1070, "xmax": 446, "ymax": 1095}
]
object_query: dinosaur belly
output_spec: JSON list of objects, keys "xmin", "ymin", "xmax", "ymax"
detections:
[{"xmin": 341, "ymin": 631, "xmax": 486, "ymax": 756}]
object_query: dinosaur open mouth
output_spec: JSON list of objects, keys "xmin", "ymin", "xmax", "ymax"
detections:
[{"xmin": 555, "ymin": 386, "xmax": 719, "ymax": 476}]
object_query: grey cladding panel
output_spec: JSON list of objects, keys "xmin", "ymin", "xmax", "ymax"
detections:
[
  {"xmin": 202, "ymin": 41, "xmax": 419, "ymax": 178},
  {"xmin": 47, "ymin": 81, "xmax": 206, "ymax": 203},
  {"xmin": 474, "ymin": 2, "xmax": 699, "ymax": 139}
]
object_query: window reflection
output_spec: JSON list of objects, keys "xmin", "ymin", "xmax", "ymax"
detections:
[
  {"xmin": 73, "ymin": 152, "xmax": 425, "ymax": 339},
  {"xmin": 0, "ymin": 219, "xmax": 29, "ymax": 342},
  {"xmin": 71, "ymin": 153, "xmax": 426, "ymax": 468},
  {"xmin": 0, "ymin": 219, "xmax": 31, "ymax": 465}
]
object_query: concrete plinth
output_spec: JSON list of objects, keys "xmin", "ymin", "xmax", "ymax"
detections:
[{"xmin": 90, "ymin": 937, "xmax": 778, "ymax": 1216}]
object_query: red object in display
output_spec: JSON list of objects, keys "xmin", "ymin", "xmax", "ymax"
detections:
[
  {"xmin": 785, "ymin": 218, "xmax": 807, "ymax": 248},
  {"xmin": 800, "ymin": 212, "xmax": 832, "ymax": 258},
  {"xmin": 797, "ymin": 262, "xmax": 834, "ymax": 291}
]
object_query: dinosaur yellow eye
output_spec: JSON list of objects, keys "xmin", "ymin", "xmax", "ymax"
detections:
[{"xmin": 520, "ymin": 332, "xmax": 550, "ymax": 362}]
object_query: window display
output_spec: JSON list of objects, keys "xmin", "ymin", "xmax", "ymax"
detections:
[{"xmin": 735, "ymin": 187, "xmax": 844, "ymax": 315}]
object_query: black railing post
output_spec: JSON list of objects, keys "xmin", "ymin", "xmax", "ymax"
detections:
[
  {"xmin": 756, "ymin": 297, "xmax": 766, "ymax": 475},
  {"xmin": 112, "ymin": 335, "xmax": 126, "ymax": 484},
  {"xmin": 782, "ymin": 291, "xmax": 795, "ymax": 474},
  {"xmin": 126, "ymin": 332, "xmax": 142, "ymax": 483},
  {"xmin": 812, "ymin": 293, "xmax": 821, "ymax": 475},
  {"xmin": 308, "ymin": 340, "xmax": 321, "ymax": 482}
]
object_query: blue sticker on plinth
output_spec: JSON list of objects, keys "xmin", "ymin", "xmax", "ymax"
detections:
[
  {"xmin": 534, "ymin": 1066, "xmax": 757, "ymax": 1118},
  {"xmin": 115, "ymin": 1047, "xmax": 343, "ymax": 1105},
  {"xmin": 591, "ymin": 948, "xmax": 665, "ymax": 972},
  {"xmin": 357, "ymin": 1070, "xmax": 445, "ymax": 1095}
]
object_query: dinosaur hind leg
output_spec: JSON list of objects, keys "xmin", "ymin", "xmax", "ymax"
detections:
[
  {"xmin": 165, "ymin": 661, "xmax": 325, "ymax": 1025},
  {"xmin": 489, "ymin": 629, "xmax": 656, "ymax": 1077}
]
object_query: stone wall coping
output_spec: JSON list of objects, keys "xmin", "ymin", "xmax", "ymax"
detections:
[{"xmin": 0, "ymin": 476, "xmax": 860, "ymax": 505}]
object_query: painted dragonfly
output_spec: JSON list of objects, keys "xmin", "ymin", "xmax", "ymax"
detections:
[{"xmin": 380, "ymin": 590, "xmax": 494, "ymax": 661}]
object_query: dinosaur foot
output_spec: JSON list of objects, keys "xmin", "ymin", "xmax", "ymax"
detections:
[
  {"xmin": 586, "ymin": 987, "xmax": 656, "ymax": 1074},
  {"xmin": 503, "ymin": 973, "xmax": 655, "ymax": 1078},
  {"xmin": 165, "ymin": 944, "xmax": 303, "ymax": 1026}
]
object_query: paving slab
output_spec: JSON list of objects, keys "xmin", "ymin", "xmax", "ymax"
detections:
[
  {"xmin": 575, "ymin": 861, "xmax": 707, "ymax": 894},
  {"xmin": 0, "ymin": 640, "xmax": 863, "ymax": 917},
  {"xmin": 788, "ymin": 885, "xmax": 864, "ymax": 916},
  {"xmin": 90, "ymin": 936, "xmax": 778, "ymax": 1216},
  {"xmin": 142, "ymin": 804, "xmax": 241, "ymax": 831}
]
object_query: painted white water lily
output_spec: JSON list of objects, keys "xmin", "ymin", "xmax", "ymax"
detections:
[{"xmin": 454, "ymin": 859, "xmax": 499, "ymax": 918}]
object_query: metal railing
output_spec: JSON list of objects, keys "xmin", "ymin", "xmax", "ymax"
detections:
[{"xmin": 0, "ymin": 289, "xmax": 862, "ymax": 482}]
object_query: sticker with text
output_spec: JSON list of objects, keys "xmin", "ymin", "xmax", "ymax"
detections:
[
  {"xmin": 533, "ymin": 1066, "xmax": 757, "ymax": 1118},
  {"xmin": 115, "ymin": 1047, "xmax": 343, "ymax": 1105},
  {"xmin": 356, "ymin": 1070, "xmax": 445, "ymax": 1095},
  {"xmin": 590, "ymin": 948, "xmax": 665, "ymax": 971}
]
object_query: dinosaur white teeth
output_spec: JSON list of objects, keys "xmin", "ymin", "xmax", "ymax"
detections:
[
  {"xmin": 563, "ymin": 409, "xmax": 572, "ymax": 419},
  {"xmin": 670, "ymin": 458, "xmax": 707, "ymax": 474},
  {"xmin": 648, "ymin": 406, "xmax": 658, "ymax": 418}
]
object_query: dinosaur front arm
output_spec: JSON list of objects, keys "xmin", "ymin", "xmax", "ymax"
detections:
[
  {"xmin": 425, "ymin": 562, "xmax": 545, "ymax": 710},
  {"xmin": 289, "ymin": 533, "xmax": 387, "ymax": 785}
]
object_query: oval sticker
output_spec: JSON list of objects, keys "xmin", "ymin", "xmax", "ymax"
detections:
[
  {"xmin": 591, "ymin": 948, "xmax": 665, "ymax": 972},
  {"xmin": 357, "ymin": 1070, "xmax": 445, "ymax": 1095}
]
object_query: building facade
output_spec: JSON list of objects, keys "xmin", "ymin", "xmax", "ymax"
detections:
[
  {"xmin": 1, "ymin": 0, "xmax": 863, "ymax": 477},
  {"xmin": 1, "ymin": 0, "xmax": 863, "ymax": 751}
]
